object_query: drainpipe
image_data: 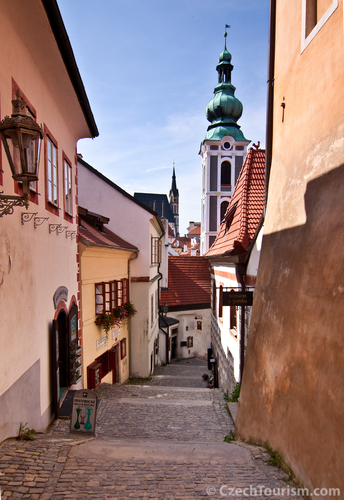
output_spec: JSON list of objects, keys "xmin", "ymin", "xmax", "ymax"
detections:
[
  {"xmin": 265, "ymin": 0, "xmax": 277, "ymax": 211},
  {"xmin": 128, "ymin": 251, "xmax": 139, "ymax": 378},
  {"xmin": 157, "ymin": 220, "xmax": 168, "ymax": 364},
  {"xmin": 236, "ymin": 263, "xmax": 246, "ymax": 382}
]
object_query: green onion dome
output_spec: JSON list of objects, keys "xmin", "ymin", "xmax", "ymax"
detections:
[{"xmin": 205, "ymin": 31, "xmax": 247, "ymax": 142}]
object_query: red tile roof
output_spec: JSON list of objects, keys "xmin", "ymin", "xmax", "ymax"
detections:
[
  {"xmin": 206, "ymin": 148, "xmax": 265, "ymax": 257},
  {"xmin": 79, "ymin": 219, "xmax": 138, "ymax": 252},
  {"xmin": 160, "ymin": 256, "xmax": 211, "ymax": 308},
  {"xmin": 188, "ymin": 226, "xmax": 201, "ymax": 236},
  {"xmin": 180, "ymin": 242, "xmax": 200, "ymax": 256},
  {"xmin": 171, "ymin": 236, "xmax": 192, "ymax": 249}
]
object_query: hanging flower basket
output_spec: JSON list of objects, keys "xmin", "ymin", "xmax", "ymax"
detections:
[{"xmin": 95, "ymin": 301, "xmax": 137, "ymax": 341}]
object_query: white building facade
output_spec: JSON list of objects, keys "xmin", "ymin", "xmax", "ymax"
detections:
[{"xmin": 78, "ymin": 158, "xmax": 168, "ymax": 378}]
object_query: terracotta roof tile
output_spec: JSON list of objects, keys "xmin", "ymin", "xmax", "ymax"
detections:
[
  {"xmin": 79, "ymin": 219, "xmax": 138, "ymax": 252},
  {"xmin": 205, "ymin": 148, "xmax": 265, "ymax": 257},
  {"xmin": 160, "ymin": 256, "xmax": 211, "ymax": 308},
  {"xmin": 171, "ymin": 237, "xmax": 192, "ymax": 249},
  {"xmin": 188, "ymin": 226, "xmax": 201, "ymax": 236}
]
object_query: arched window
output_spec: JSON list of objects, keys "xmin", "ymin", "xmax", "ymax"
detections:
[{"xmin": 221, "ymin": 161, "xmax": 231, "ymax": 191}]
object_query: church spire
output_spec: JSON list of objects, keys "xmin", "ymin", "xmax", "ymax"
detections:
[
  {"xmin": 170, "ymin": 164, "xmax": 178, "ymax": 198},
  {"xmin": 169, "ymin": 163, "xmax": 179, "ymax": 237}
]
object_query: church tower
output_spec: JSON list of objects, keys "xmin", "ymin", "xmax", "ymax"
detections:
[
  {"xmin": 200, "ymin": 29, "xmax": 250, "ymax": 255},
  {"xmin": 169, "ymin": 164, "xmax": 179, "ymax": 236}
]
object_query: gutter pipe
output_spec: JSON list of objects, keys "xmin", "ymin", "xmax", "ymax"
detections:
[
  {"xmin": 128, "ymin": 250, "xmax": 139, "ymax": 378},
  {"xmin": 265, "ymin": 0, "xmax": 277, "ymax": 211}
]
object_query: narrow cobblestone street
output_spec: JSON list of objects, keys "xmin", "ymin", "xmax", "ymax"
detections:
[{"xmin": 0, "ymin": 359, "xmax": 304, "ymax": 499}]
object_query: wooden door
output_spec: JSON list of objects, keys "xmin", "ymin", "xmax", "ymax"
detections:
[
  {"xmin": 110, "ymin": 346, "xmax": 119, "ymax": 384},
  {"xmin": 52, "ymin": 319, "xmax": 60, "ymax": 419}
]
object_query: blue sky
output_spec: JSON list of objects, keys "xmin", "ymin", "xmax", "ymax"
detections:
[{"xmin": 57, "ymin": 0, "xmax": 269, "ymax": 235}]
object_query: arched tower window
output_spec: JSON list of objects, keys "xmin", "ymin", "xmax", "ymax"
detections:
[{"xmin": 221, "ymin": 161, "xmax": 231, "ymax": 191}]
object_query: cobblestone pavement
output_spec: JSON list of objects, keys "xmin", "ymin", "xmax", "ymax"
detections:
[{"xmin": 0, "ymin": 358, "xmax": 305, "ymax": 499}]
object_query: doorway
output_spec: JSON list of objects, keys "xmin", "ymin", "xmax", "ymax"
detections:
[
  {"xmin": 171, "ymin": 336, "xmax": 177, "ymax": 359},
  {"xmin": 57, "ymin": 311, "xmax": 69, "ymax": 399},
  {"xmin": 52, "ymin": 309, "xmax": 70, "ymax": 417},
  {"xmin": 110, "ymin": 345, "xmax": 119, "ymax": 384}
]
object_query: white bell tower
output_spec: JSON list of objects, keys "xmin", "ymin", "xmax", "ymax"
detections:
[{"xmin": 200, "ymin": 30, "xmax": 250, "ymax": 255}]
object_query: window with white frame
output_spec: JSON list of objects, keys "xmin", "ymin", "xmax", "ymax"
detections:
[
  {"xmin": 64, "ymin": 159, "xmax": 72, "ymax": 215},
  {"xmin": 151, "ymin": 236, "xmax": 162, "ymax": 264},
  {"xmin": 302, "ymin": 0, "xmax": 338, "ymax": 51},
  {"xmin": 47, "ymin": 137, "xmax": 58, "ymax": 205}
]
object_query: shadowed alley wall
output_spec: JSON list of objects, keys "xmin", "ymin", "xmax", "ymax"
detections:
[{"xmin": 236, "ymin": 165, "xmax": 344, "ymax": 493}]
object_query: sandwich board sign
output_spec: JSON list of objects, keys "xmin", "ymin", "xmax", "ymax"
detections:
[{"xmin": 70, "ymin": 389, "xmax": 97, "ymax": 436}]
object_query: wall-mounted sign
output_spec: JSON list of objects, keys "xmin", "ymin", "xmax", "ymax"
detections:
[
  {"xmin": 112, "ymin": 326, "xmax": 120, "ymax": 340},
  {"xmin": 223, "ymin": 291, "xmax": 253, "ymax": 307},
  {"xmin": 53, "ymin": 286, "xmax": 68, "ymax": 309},
  {"xmin": 96, "ymin": 335, "xmax": 107, "ymax": 350},
  {"xmin": 70, "ymin": 389, "xmax": 97, "ymax": 435}
]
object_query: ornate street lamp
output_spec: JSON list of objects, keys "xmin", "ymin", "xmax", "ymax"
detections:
[
  {"xmin": 162, "ymin": 302, "xmax": 168, "ymax": 316},
  {"xmin": 0, "ymin": 92, "xmax": 43, "ymax": 217}
]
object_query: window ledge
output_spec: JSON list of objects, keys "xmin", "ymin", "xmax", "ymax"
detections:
[
  {"xmin": 48, "ymin": 200, "xmax": 60, "ymax": 210},
  {"xmin": 229, "ymin": 328, "xmax": 238, "ymax": 339}
]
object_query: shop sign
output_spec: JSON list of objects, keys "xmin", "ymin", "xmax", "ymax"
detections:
[
  {"xmin": 223, "ymin": 291, "xmax": 253, "ymax": 306},
  {"xmin": 70, "ymin": 389, "xmax": 97, "ymax": 435}
]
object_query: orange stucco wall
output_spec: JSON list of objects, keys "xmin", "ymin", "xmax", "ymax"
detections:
[{"xmin": 236, "ymin": 1, "xmax": 344, "ymax": 495}]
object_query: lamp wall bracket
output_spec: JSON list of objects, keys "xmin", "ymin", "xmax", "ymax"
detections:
[{"xmin": 0, "ymin": 195, "xmax": 27, "ymax": 218}]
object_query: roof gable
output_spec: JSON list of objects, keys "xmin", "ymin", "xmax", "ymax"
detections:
[
  {"xmin": 78, "ymin": 208, "xmax": 138, "ymax": 252},
  {"xmin": 206, "ymin": 148, "xmax": 265, "ymax": 258}
]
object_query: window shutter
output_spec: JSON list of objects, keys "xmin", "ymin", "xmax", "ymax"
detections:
[
  {"xmin": 95, "ymin": 283, "xmax": 105, "ymax": 315},
  {"xmin": 111, "ymin": 281, "xmax": 116, "ymax": 311},
  {"xmin": 122, "ymin": 278, "xmax": 129, "ymax": 303}
]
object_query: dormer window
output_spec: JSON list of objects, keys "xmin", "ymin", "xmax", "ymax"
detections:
[{"xmin": 224, "ymin": 203, "xmax": 237, "ymax": 235}]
